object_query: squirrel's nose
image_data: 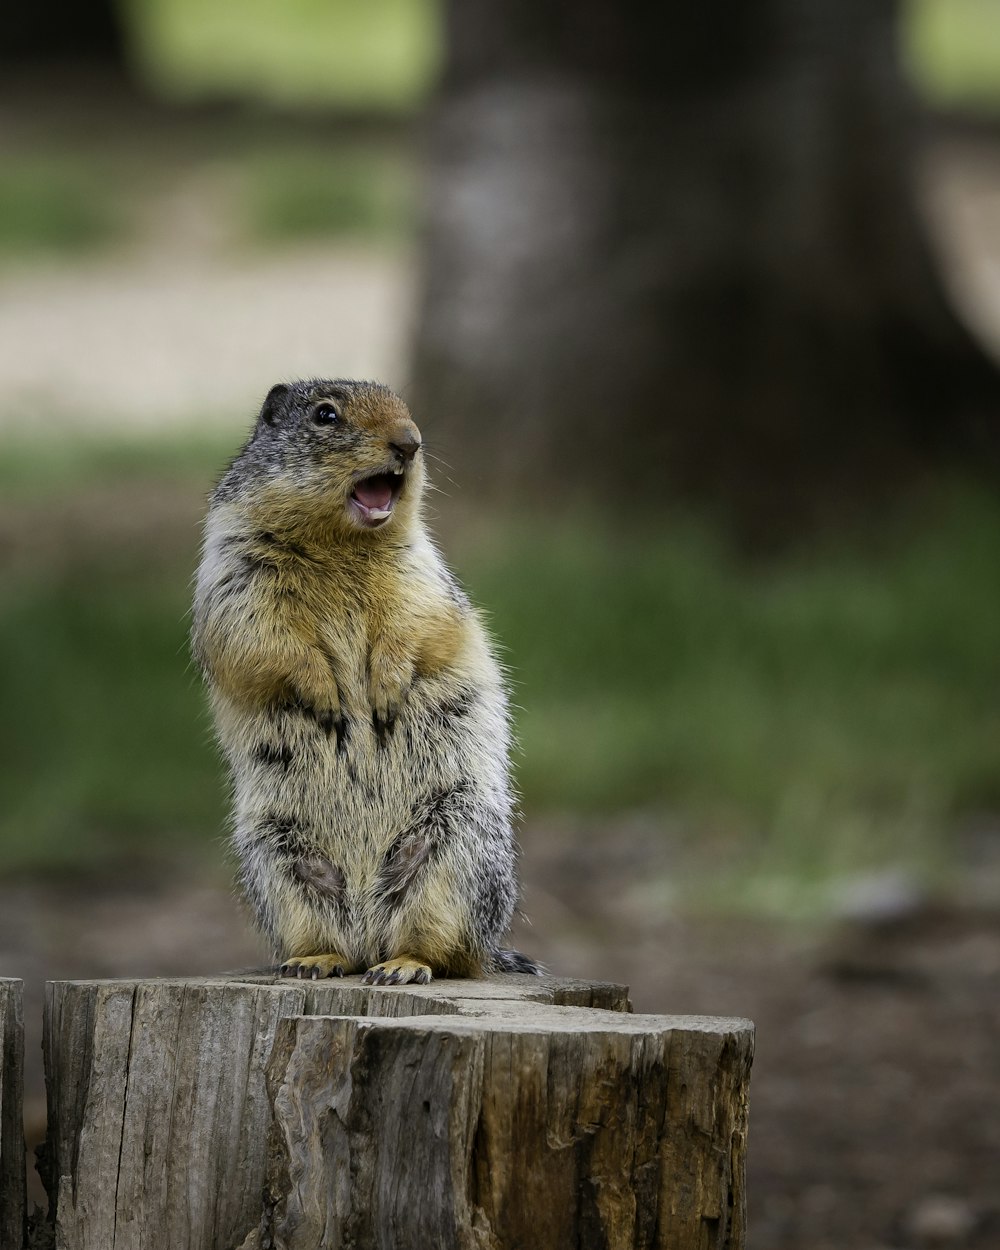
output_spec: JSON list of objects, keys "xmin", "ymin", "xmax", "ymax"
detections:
[{"xmin": 389, "ymin": 430, "xmax": 422, "ymax": 463}]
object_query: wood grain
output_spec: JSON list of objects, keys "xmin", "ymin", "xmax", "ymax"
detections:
[
  {"xmin": 37, "ymin": 975, "xmax": 751, "ymax": 1250},
  {"xmin": 249, "ymin": 1008, "xmax": 753, "ymax": 1250},
  {"xmin": 1, "ymin": 978, "xmax": 25, "ymax": 1250}
]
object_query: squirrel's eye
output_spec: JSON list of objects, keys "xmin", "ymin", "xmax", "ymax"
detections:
[{"xmin": 314, "ymin": 402, "xmax": 339, "ymax": 425}]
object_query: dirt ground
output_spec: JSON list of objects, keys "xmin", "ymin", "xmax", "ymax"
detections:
[{"xmin": 3, "ymin": 824, "xmax": 998, "ymax": 1250}]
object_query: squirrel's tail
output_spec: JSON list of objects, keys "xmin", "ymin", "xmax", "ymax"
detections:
[{"xmin": 492, "ymin": 947, "xmax": 544, "ymax": 975}]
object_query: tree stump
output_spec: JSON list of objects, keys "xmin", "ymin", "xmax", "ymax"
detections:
[
  {"xmin": 1, "ymin": 978, "xmax": 26, "ymax": 1250},
  {"xmin": 39, "ymin": 975, "xmax": 752, "ymax": 1250}
]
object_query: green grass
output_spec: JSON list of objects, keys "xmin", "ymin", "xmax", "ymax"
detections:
[
  {"xmin": 468, "ymin": 507, "xmax": 1000, "ymax": 819},
  {"xmin": 245, "ymin": 146, "xmax": 414, "ymax": 243},
  {"xmin": 0, "ymin": 435, "xmax": 234, "ymax": 871},
  {"xmin": 0, "ymin": 429, "xmax": 237, "ymax": 499},
  {"xmin": 906, "ymin": 0, "xmax": 1000, "ymax": 112},
  {"xmin": 461, "ymin": 494, "xmax": 1000, "ymax": 901},
  {"xmin": 1, "ymin": 563, "xmax": 225, "ymax": 870},
  {"xmin": 126, "ymin": 0, "xmax": 441, "ymax": 111},
  {"xmin": 0, "ymin": 130, "xmax": 414, "ymax": 259},
  {"xmin": 0, "ymin": 158, "xmax": 119, "ymax": 257},
  {"xmin": 2, "ymin": 435, "xmax": 998, "ymax": 901}
]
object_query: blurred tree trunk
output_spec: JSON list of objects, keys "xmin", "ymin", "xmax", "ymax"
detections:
[
  {"xmin": 411, "ymin": 0, "xmax": 1000, "ymax": 539},
  {"xmin": 4, "ymin": 1, "xmax": 127, "ymax": 69}
]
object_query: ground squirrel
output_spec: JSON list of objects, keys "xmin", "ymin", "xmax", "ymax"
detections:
[{"xmin": 192, "ymin": 378, "xmax": 539, "ymax": 985}]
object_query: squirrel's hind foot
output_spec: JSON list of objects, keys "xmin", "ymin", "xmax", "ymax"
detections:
[
  {"xmin": 279, "ymin": 953, "xmax": 350, "ymax": 979},
  {"xmin": 362, "ymin": 956, "xmax": 432, "ymax": 986}
]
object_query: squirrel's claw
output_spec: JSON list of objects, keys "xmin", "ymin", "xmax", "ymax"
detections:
[
  {"xmin": 372, "ymin": 707, "xmax": 397, "ymax": 744},
  {"xmin": 317, "ymin": 708, "xmax": 349, "ymax": 753},
  {"xmin": 362, "ymin": 957, "xmax": 433, "ymax": 986},
  {"xmin": 279, "ymin": 954, "xmax": 349, "ymax": 979},
  {"xmin": 368, "ymin": 655, "xmax": 413, "ymax": 746},
  {"xmin": 286, "ymin": 692, "xmax": 349, "ymax": 753}
]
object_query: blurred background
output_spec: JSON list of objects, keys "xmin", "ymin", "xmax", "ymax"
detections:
[{"xmin": 2, "ymin": 1, "xmax": 1000, "ymax": 1245}]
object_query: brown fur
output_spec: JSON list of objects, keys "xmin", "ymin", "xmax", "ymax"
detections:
[{"xmin": 192, "ymin": 379, "xmax": 536, "ymax": 986}]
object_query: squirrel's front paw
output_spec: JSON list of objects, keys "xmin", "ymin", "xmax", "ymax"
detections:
[
  {"xmin": 291, "ymin": 653, "xmax": 348, "ymax": 750},
  {"xmin": 368, "ymin": 656, "xmax": 414, "ymax": 743}
]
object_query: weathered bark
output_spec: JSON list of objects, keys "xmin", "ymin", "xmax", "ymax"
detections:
[
  {"xmin": 1, "ymin": 978, "xmax": 26, "ymax": 1250},
  {"xmin": 249, "ymin": 1007, "xmax": 753, "ymax": 1250},
  {"xmin": 411, "ymin": 0, "xmax": 1000, "ymax": 539},
  {"xmin": 38, "ymin": 974, "xmax": 751, "ymax": 1250},
  {"xmin": 39, "ymin": 974, "xmax": 630, "ymax": 1249}
]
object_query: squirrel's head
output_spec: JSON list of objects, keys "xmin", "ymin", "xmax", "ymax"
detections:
[{"xmin": 221, "ymin": 379, "xmax": 425, "ymax": 538}]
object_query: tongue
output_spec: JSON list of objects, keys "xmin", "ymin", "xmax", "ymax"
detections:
[{"xmin": 354, "ymin": 476, "xmax": 393, "ymax": 511}]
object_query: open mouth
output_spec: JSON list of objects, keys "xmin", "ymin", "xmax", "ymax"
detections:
[{"xmin": 349, "ymin": 468, "xmax": 405, "ymax": 527}]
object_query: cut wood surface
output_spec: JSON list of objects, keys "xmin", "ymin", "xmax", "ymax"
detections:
[
  {"xmin": 1, "ymin": 978, "xmax": 25, "ymax": 1250},
  {"xmin": 39, "ymin": 974, "xmax": 752, "ymax": 1250}
]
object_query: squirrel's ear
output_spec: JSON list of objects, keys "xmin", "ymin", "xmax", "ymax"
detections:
[{"xmin": 259, "ymin": 383, "xmax": 290, "ymax": 427}]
